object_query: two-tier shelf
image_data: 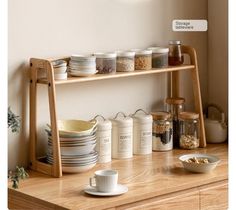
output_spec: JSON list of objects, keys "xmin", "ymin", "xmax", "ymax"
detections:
[{"xmin": 29, "ymin": 45, "xmax": 206, "ymax": 177}]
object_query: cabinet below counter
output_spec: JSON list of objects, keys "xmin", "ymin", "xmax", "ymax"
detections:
[{"xmin": 8, "ymin": 144, "xmax": 228, "ymax": 210}]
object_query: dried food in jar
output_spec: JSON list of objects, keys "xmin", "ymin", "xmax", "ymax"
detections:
[
  {"xmin": 153, "ymin": 122, "xmax": 172, "ymax": 145},
  {"xmin": 116, "ymin": 51, "xmax": 135, "ymax": 72},
  {"xmin": 151, "ymin": 111, "xmax": 173, "ymax": 151},
  {"xmin": 148, "ymin": 47, "xmax": 169, "ymax": 68},
  {"xmin": 180, "ymin": 135, "xmax": 199, "ymax": 149},
  {"xmin": 168, "ymin": 40, "xmax": 184, "ymax": 66},
  {"xmin": 133, "ymin": 50, "xmax": 152, "ymax": 70},
  {"xmin": 94, "ymin": 53, "xmax": 117, "ymax": 74}
]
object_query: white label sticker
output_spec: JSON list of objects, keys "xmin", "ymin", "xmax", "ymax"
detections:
[
  {"xmin": 140, "ymin": 131, "xmax": 152, "ymax": 148},
  {"xmin": 172, "ymin": 19, "xmax": 208, "ymax": 32},
  {"xmin": 118, "ymin": 133, "xmax": 132, "ymax": 152}
]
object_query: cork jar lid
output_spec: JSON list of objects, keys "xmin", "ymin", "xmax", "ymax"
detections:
[
  {"xmin": 179, "ymin": 112, "xmax": 199, "ymax": 120},
  {"xmin": 151, "ymin": 111, "xmax": 171, "ymax": 120},
  {"xmin": 165, "ymin": 97, "xmax": 185, "ymax": 105}
]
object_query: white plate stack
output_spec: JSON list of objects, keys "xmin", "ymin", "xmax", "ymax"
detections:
[
  {"xmin": 45, "ymin": 120, "xmax": 98, "ymax": 173},
  {"xmin": 51, "ymin": 60, "xmax": 68, "ymax": 80},
  {"xmin": 68, "ymin": 55, "xmax": 97, "ymax": 77}
]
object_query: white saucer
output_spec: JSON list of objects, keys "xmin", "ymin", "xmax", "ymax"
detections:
[{"xmin": 84, "ymin": 184, "xmax": 128, "ymax": 196}]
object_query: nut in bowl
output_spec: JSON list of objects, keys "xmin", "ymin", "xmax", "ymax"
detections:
[{"xmin": 179, "ymin": 154, "xmax": 220, "ymax": 173}]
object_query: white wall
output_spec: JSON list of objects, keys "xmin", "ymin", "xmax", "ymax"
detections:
[
  {"xmin": 208, "ymin": 0, "xmax": 228, "ymax": 119},
  {"xmin": 8, "ymin": 0, "xmax": 208, "ymax": 169}
]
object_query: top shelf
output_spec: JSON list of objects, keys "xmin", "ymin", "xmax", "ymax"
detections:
[{"xmin": 37, "ymin": 65, "xmax": 195, "ymax": 85}]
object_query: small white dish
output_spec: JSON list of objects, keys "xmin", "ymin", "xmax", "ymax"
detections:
[
  {"xmin": 54, "ymin": 66, "xmax": 67, "ymax": 74},
  {"xmin": 84, "ymin": 184, "xmax": 128, "ymax": 196},
  {"xmin": 179, "ymin": 153, "xmax": 220, "ymax": 173},
  {"xmin": 54, "ymin": 72, "xmax": 67, "ymax": 80},
  {"xmin": 69, "ymin": 70, "xmax": 98, "ymax": 77}
]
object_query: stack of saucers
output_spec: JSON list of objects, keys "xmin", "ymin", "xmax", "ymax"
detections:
[
  {"xmin": 51, "ymin": 60, "xmax": 68, "ymax": 80},
  {"xmin": 46, "ymin": 119, "xmax": 98, "ymax": 173},
  {"xmin": 68, "ymin": 55, "xmax": 97, "ymax": 77}
]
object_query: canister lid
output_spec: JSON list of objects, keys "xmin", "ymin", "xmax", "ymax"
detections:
[
  {"xmin": 97, "ymin": 120, "xmax": 112, "ymax": 130},
  {"xmin": 93, "ymin": 52, "xmax": 117, "ymax": 58},
  {"xmin": 169, "ymin": 40, "xmax": 181, "ymax": 45},
  {"xmin": 132, "ymin": 109, "xmax": 153, "ymax": 123},
  {"xmin": 132, "ymin": 49, "xmax": 152, "ymax": 56},
  {"xmin": 93, "ymin": 115, "xmax": 112, "ymax": 130},
  {"xmin": 151, "ymin": 111, "xmax": 171, "ymax": 120},
  {"xmin": 111, "ymin": 112, "xmax": 133, "ymax": 127},
  {"xmin": 116, "ymin": 51, "xmax": 135, "ymax": 57},
  {"xmin": 166, "ymin": 97, "xmax": 185, "ymax": 105},
  {"xmin": 179, "ymin": 112, "xmax": 199, "ymax": 120},
  {"xmin": 147, "ymin": 47, "xmax": 169, "ymax": 53}
]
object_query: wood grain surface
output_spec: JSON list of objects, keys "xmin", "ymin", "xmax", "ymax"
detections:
[{"xmin": 8, "ymin": 144, "xmax": 228, "ymax": 210}]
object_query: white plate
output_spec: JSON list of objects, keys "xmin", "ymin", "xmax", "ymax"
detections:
[
  {"xmin": 84, "ymin": 184, "xmax": 128, "ymax": 196},
  {"xmin": 48, "ymin": 143, "xmax": 96, "ymax": 155},
  {"xmin": 62, "ymin": 162, "xmax": 96, "ymax": 173},
  {"xmin": 69, "ymin": 70, "xmax": 98, "ymax": 77}
]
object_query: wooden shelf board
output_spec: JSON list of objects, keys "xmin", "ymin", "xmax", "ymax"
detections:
[{"xmin": 37, "ymin": 65, "xmax": 195, "ymax": 85}]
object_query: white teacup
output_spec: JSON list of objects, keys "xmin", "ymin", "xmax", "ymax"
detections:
[{"xmin": 89, "ymin": 169, "xmax": 118, "ymax": 192}]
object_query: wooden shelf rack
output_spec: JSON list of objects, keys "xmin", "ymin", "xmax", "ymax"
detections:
[{"xmin": 29, "ymin": 45, "xmax": 206, "ymax": 177}]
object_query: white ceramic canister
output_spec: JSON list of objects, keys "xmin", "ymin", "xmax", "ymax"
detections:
[
  {"xmin": 94, "ymin": 115, "xmax": 112, "ymax": 163},
  {"xmin": 131, "ymin": 109, "xmax": 153, "ymax": 155},
  {"xmin": 111, "ymin": 112, "xmax": 133, "ymax": 159}
]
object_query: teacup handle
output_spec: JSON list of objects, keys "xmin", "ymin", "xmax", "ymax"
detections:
[{"xmin": 89, "ymin": 176, "xmax": 96, "ymax": 188}]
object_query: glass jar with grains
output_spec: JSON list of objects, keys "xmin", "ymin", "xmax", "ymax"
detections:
[
  {"xmin": 151, "ymin": 111, "xmax": 173, "ymax": 151},
  {"xmin": 132, "ymin": 49, "xmax": 152, "ymax": 70},
  {"xmin": 116, "ymin": 51, "xmax": 135, "ymax": 72},
  {"xmin": 179, "ymin": 112, "xmax": 199, "ymax": 149}
]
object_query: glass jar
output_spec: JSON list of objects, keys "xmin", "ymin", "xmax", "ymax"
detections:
[
  {"xmin": 94, "ymin": 52, "xmax": 117, "ymax": 74},
  {"xmin": 147, "ymin": 47, "xmax": 169, "ymax": 68},
  {"xmin": 93, "ymin": 115, "xmax": 112, "ymax": 163},
  {"xmin": 179, "ymin": 112, "xmax": 199, "ymax": 149},
  {"xmin": 111, "ymin": 112, "xmax": 133, "ymax": 159},
  {"xmin": 151, "ymin": 111, "xmax": 173, "ymax": 151},
  {"xmin": 133, "ymin": 50, "xmax": 152, "ymax": 70},
  {"xmin": 116, "ymin": 51, "xmax": 135, "ymax": 72},
  {"xmin": 131, "ymin": 109, "xmax": 153, "ymax": 155},
  {"xmin": 165, "ymin": 97, "xmax": 185, "ymax": 148},
  {"xmin": 168, "ymin": 40, "xmax": 184, "ymax": 66}
]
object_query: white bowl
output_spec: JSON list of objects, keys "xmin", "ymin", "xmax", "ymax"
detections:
[
  {"xmin": 54, "ymin": 66, "xmax": 67, "ymax": 74},
  {"xmin": 54, "ymin": 72, "xmax": 67, "ymax": 80},
  {"xmin": 179, "ymin": 153, "xmax": 220, "ymax": 173},
  {"xmin": 47, "ymin": 120, "xmax": 97, "ymax": 137},
  {"xmin": 51, "ymin": 60, "xmax": 67, "ymax": 67}
]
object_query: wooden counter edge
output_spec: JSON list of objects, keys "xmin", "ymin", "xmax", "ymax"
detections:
[
  {"xmin": 8, "ymin": 179, "xmax": 228, "ymax": 210},
  {"xmin": 8, "ymin": 188, "xmax": 68, "ymax": 210}
]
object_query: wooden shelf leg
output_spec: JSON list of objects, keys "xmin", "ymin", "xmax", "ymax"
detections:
[
  {"xmin": 171, "ymin": 71, "xmax": 180, "ymax": 98},
  {"xmin": 29, "ymin": 59, "xmax": 38, "ymax": 170},
  {"xmin": 46, "ymin": 61, "xmax": 62, "ymax": 177},
  {"xmin": 181, "ymin": 46, "xmax": 206, "ymax": 147}
]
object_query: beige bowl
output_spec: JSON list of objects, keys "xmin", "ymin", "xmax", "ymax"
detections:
[
  {"xmin": 47, "ymin": 119, "xmax": 97, "ymax": 136},
  {"xmin": 179, "ymin": 153, "xmax": 220, "ymax": 173}
]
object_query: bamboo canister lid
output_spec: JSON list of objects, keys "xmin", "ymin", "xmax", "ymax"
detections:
[
  {"xmin": 179, "ymin": 112, "xmax": 199, "ymax": 120},
  {"xmin": 165, "ymin": 97, "xmax": 185, "ymax": 105},
  {"xmin": 151, "ymin": 111, "xmax": 171, "ymax": 121}
]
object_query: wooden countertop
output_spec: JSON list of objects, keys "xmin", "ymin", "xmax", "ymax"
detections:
[{"xmin": 8, "ymin": 144, "xmax": 228, "ymax": 210}]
